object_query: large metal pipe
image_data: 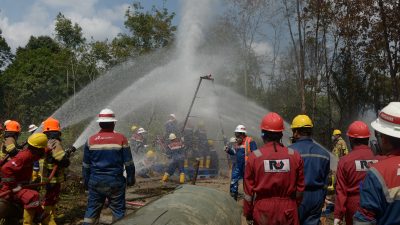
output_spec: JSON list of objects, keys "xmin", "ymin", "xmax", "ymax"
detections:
[{"xmin": 114, "ymin": 184, "xmax": 241, "ymax": 225}]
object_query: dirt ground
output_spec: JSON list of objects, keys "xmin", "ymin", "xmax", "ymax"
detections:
[{"xmin": 56, "ymin": 174, "xmax": 334, "ymax": 225}]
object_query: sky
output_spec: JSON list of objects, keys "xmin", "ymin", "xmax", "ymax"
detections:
[{"xmin": 0, "ymin": 0, "xmax": 180, "ymax": 51}]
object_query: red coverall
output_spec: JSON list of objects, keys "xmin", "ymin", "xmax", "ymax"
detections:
[
  {"xmin": 243, "ymin": 142, "xmax": 305, "ymax": 225},
  {"xmin": 334, "ymin": 144, "xmax": 383, "ymax": 225},
  {"xmin": 0, "ymin": 149, "xmax": 44, "ymax": 214}
]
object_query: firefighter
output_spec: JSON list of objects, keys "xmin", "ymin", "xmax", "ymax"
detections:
[
  {"xmin": 162, "ymin": 133, "xmax": 185, "ymax": 184},
  {"xmin": 289, "ymin": 115, "xmax": 330, "ymax": 225},
  {"xmin": 354, "ymin": 102, "xmax": 400, "ymax": 225},
  {"xmin": 194, "ymin": 121, "xmax": 209, "ymax": 168},
  {"xmin": 333, "ymin": 121, "xmax": 378, "ymax": 225},
  {"xmin": 165, "ymin": 114, "xmax": 179, "ymax": 139},
  {"xmin": 244, "ymin": 112, "xmax": 305, "ymax": 225},
  {"xmin": 0, "ymin": 133, "xmax": 50, "ymax": 224},
  {"xmin": 225, "ymin": 125, "xmax": 257, "ymax": 200},
  {"xmin": 41, "ymin": 117, "xmax": 72, "ymax": 225},
  {"xmin": 137, "ymin": 150, "xmax": 164, "ymax": 178},
  {"xmin": 83, "ymin": 108, "xmax": 135, "ymax": 224},
  {"xmin": 1, "ymin": 120, "xmax": 22, "ymax": 162},
  {"xmin": 332, "ymin": 129, "xmax": 349, "ymax": 158},
  {"xmin": 130, "ymin": 127, "xmax": 147, "ymax": 158}
]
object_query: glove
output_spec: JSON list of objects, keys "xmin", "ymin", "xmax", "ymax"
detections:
[
  {"xmin": 246, "ymin": 219, "xmax": 254, "ymax": 225},
  {"xmin": 127, "ymin": 176, "xmax": 136, "ymax": 187},
  {"xmin": 334, "ymin": 218, "xmax": 342, "ymax": 225}
]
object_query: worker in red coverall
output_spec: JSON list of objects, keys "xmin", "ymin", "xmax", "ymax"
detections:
[
  {"xmin": 333, "ymin": 121, "xmax": 380, "ymax": 225},
  {"xmin": 243, "ymin": 112, "xmax": 305, "ymax": 225},
  {"xmin": 0, "ymin": 133, "xmax": 50, "ymax": 224}
]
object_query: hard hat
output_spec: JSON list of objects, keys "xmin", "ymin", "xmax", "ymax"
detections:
[
  {"xmin": 169, "ymin": 133, "xmax": 177, "ymax": 140},
  {"xmin": 137, "ymin": 127, "xmax": 146, "ymax": 134},
  {"xmin": 291, "ymin": 115, "xmax": 313, "ymax": 129},
  {"xmin": 333, "ymin": 129, "xmax": 341, "ymax": 136},
  {"xmin": 235, "ymin": 125, "xmax": 247, "ymax": 134},
  {"xmin": 260, "ymin": 112, "xmax": 284, "ymax": 132},
  {"xmin": 96, "ymin": 108, "xmax": 117, "ymax": 123},
  {"xmin": 5, "ymin": 120, "xmax": 21, "ymax": 132},
  {"xmin": 131, "ymin": 125, "xmax": 138, "ymax": 132},
  {"xmin": 169, "ymin": 114, "xmax": 176, "ymax": 119},
  {"xmin": 3, "ymin": 120, "xmax": 11, "ymax": 126},
  {"xmin": 43, "ymin": 117, "xmax": 61, "ymax": 132},
  {"xmin": 208, "ymin": 140, "xmax": 214, "ymax": 146},
  {"xmin": 347, "ymin": 121, "xmax": 370, "ymax": 138},
  {"xmin": 146, "ymin": 150, "xmax": 156, "ymax": 158},
  {"xmin": 27, "ymin": 133, "xmax": 48, "ymax": 149},
  {"xmin": 371, "ymin": 102, "xmax": 400, "ymax": 138},
  {"xmin": 28, "ymin": 124, "xmax": 39, "ymax": 133},
  {"xmin": 229, "ymin": 137, "xmax": 237, "ymax": 143}
]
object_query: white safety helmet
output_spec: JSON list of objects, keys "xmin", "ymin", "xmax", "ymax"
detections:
[
  {"xmin": 137, "ymin": 127, "xmax": 146, "ymax": 134},
  {"xmin": 169, "ymin": 133, "xmax": 177, "ymax": 140},
  {"xmin": 28, "ymin": 124, "xmax": 38, "ymax": 133},
  {"xmin": 96, "ymin": 108, "xmax": 118, "ymax": 123},
  {"xmin": 4, "ymin": 120, "xmax": 11, "ymax": 126},
  {"xmin": 371, "ymin": 102, "xmax": 400, "ymax": 138},
  {"xmin": 234, "ymin": 124, "xmax": 247, "ymax": 134},
  {"xmin": 229, "ymin": 137, "xmax": 237, "ymax": 143},
  {"xmin": 169, "ymin": 114, "xmax": 176, "ymax": 120}
]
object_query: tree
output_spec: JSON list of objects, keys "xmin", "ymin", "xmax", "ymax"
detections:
[
  {"xmin": 0, "ymin": 29, "xmax": 13, "ymax": 73},
  {"xmin": 108, "ymin": 1, "xmax": 176, "ymax": 63},
  {"xmin": 55, "ymin": 12, "xmax": 86, "ymax": 50}
]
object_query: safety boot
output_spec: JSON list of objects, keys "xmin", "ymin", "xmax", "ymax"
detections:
[
  {"xmin": 23, "ymin": 209, "xmax": 35, "ymax": 225},
  {"xmin": 43, "ymin": 205, "xmax": 57, "ymax": 225},
  {"xmin": 205, "ymin": 156, "xmax": 211, "ymax": 168},
  {"xmin": 179, "ymin": 173, "xmax": 185, "ymax": 184},
  {"xmin": 230, "ymin": 192, "xmax": 238, "ymax": 201},
  {"xmin": 161, "ymin": 173, "xmax": 169, "ymax": 183}
]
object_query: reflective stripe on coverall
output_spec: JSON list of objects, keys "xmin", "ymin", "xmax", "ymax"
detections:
[
  {"xmin": 353, "ymin": 151, "xmax": 400, "ymax": 225},
  {"xmin": 82, "ymin": 129, "xmax": 135, "ymax": 225},
  {"xmin": 334, "ymin": 144, "xmax": 379, "ymax": 225},
  {"xmin": 227, "ymin": 136, "xmax": 257, "ymax": 196},
  {"xmin": 244, "ymin": 142, "xmax": 305, "ymax": 225},
  {"xmin": 289, "ymin": 137, "xmax": 330, "ymax": 225}
]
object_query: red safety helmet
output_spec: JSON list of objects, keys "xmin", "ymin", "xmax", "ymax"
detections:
[
  {"xmin": 43, "ymin": 117, "xmax": 61, "ymax": 132},
  {"xmin": 347, "ymin": 121, "xmax": 370, "ymax": 138},
  {"xmin": 260, "ymin": 112, "xmax": 285, "ymax": 132},
  {"xmin": 5, "ymin": 120, "xmax": 21, "ymax": 132}
]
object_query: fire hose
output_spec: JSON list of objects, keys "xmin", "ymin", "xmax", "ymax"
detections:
[{"xmin": 0, "ymin": 165, "xmax": 58, "ymax": 198}]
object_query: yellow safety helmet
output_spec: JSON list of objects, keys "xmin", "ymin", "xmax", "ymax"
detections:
[
  {"xmin": 333, "ymin": 129, "xmax": 341, "ymax": 136},
  {"xmin": 146, "ymin": 150, "xmax": 156, "ymax": 158},
  {"xmin": 27, "ymin": 133, "xmax": 48, "ymax": 149},
  {"xmin": 291, "ymin": 115, "xmax": 313, "ymax": 129},
  {"xmin": 208, "ymin": 140, "xmax": 214, "ymax": 146},
  {"xmin": 131, "ymin": 125, "xmax": 138, "ymax": 132}
]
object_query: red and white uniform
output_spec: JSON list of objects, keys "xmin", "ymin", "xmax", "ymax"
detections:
[
  {"xmin": 334, "ymin": 144, "xmax": 381, "ymax": 225},
  {"xmin": 0, "ymin": 149, "xmax": 43, "ymax": 212},
  {"xmin": 243, "ymin": 142, "xmax": 305, "ymax": 225}
]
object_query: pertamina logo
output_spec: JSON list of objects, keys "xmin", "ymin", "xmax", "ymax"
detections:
[
  {"xmin": 264, "ymin": 159, "xmax": 290, "ymax": 173},
  {"xmin": 355, "ymin": 160, "xmax": 378, "ymax": 171}
]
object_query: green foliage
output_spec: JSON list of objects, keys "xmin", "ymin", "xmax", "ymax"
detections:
[
  {"xmin": 55, "ymin": 12, "xmax": 86, "ymax": 50},
  {"xmin": 0, "ymin": 36, "xmax": 69, "ymax": 125},
  {"xmin": 0, "ymin": 29, "xmax": 13, "ymax": 73},
  {"xmin": 122, "ymin": 2, "xmax": 176, "ymax": 53}
]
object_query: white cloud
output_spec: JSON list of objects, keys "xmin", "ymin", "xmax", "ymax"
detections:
[
  {"xmin": 252, "ymin": 41, "xmax": 273, "ymax": 57},
  {"xmin": 0, "ymin": 0, "xmax": 127, "ymax": 51}
]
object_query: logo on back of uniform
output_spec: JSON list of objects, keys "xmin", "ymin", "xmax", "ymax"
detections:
[
  {"xmin": 355, "ymin": 160, "xmax": 378, "ymax": 171},
  {"xmin": 264, "ymin": 159, "xmax": 290, "ymax": 173}
]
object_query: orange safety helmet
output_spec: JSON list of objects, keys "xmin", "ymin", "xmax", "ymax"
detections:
[
  {"xmin": 347, "ymin": 121, "xmax": 370, "ymax": 138},
  {"xmin": 43, "ymin": 117, "xmax": 61, "ymax": 132},
  {"xmin": 260, "ymin": 112, "xmax": 285, "ymax": 132},
  {"xmin": 5, "ymin": 120, "xmax": 21, "ymax": 132}
]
